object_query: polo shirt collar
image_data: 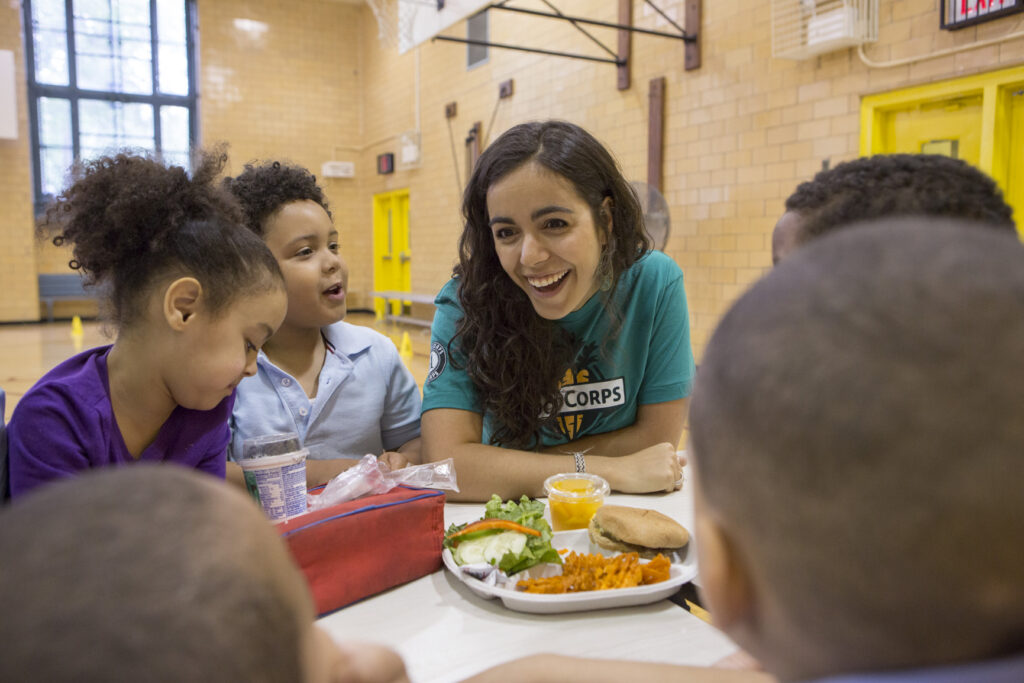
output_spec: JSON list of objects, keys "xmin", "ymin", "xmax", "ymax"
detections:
[{"xmin": 322, "ymin": 322, "xmax": 373, "ymax": 359}]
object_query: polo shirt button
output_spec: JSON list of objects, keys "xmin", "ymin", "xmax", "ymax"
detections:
[
  {"xmin": 281, "ymin": 378, "xmax": 292, "ymax": 387},
  {"xmin": 299, "ymin": 407, "xmax": 309, "ymax": 416}
]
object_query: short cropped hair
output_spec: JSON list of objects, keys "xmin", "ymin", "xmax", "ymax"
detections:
[
  {"xmin": 691, "ymin": 218, "xmax": 1024, "ymax": 669},
  {"xmin": 0, "ymin": 466, "xmax": 310, "ymax": 682},
  {"xmin": 786, "ymin": 154, "xmax": 1016, "ymax": 242}
]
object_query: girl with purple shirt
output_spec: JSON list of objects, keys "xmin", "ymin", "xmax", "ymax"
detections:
[{"xmin": 7, "ymin": 150, "xmax": 288, "ymax": 499}]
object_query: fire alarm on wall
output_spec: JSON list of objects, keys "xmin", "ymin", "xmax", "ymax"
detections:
[{"xmin": 377, "ymin": 153, "xmax": 394, "ymax": 175}]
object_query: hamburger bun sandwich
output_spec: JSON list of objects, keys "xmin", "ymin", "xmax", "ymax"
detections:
[{"xmin": 588, "ymin": 505, "xmax": 690, "ymax": 559}]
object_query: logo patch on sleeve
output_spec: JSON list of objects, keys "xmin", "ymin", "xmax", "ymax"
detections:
[{"xmin": 427, "ymin": 341, "xmax": 447, "ymax": 382}]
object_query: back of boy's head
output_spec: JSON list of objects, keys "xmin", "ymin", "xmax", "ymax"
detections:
[
  {"xmin": 44, "ymin": 149, "xmax": 283, "ymax": 329},
  {"xmin": 0, "ymin": 466, "xmax": 312, "ymax": 682},
  {"xmin": 691, "ymin": 218, "xmax": 1024, "ymax": 676},
  {"xmin": 224, "ymin": 160, "xmax": 331, "ymax": 236},
  {"xmin": 786, "ymin": 154, "xmax": 1016, "ymax": 244}
]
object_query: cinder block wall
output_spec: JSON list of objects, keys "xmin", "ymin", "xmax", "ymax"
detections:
[
  {"xmin": 357, "ymin": 0, "xmax": 1024, "ymax": 354},
  {"xmin": 0, "ymin": 5, "xmax": 40, "ymax": 321},
  {"xmin": 1, "ymin": 0, "xmax": 1022, "ymax": 355},
  {"xmin": 197, "ymin": 0, "xmax": 370, "ymax": 306},
  {"xmin": 0, "ymin": 0, "xmax": 369, "ymax": 320}
]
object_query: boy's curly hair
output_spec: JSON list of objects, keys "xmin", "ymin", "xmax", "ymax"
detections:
[
  {"xmin": 786, "ymin": 154, "xmax": 1016, "ymax": 242},
  {"xmin": 223, "ymin": 161, "xmax": 331, "ymax": 235}
]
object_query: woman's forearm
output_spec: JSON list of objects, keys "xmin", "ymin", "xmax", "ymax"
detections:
[
  {"xmin": 539, "ymin": 423, "xmax": 649, "ymax": 458},
  {"xmin": 422, "ymin": 406, "xmax": 684, "ymax": 500},
  {"xmin": 428, "ymin": 440, "xmax": 576, "ymax": 502},
  {"xmin": 541, "ymin": 397, "xmax": 690, "ymax": 457}
]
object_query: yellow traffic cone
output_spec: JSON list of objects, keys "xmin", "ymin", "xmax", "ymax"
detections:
[
  {"xmin": 70, "ymin": 315, "xmax": 84, "ymax": 351},
  {"xmin": 399, "ymin": 331, "xmax": 413, "ymax": 360}
]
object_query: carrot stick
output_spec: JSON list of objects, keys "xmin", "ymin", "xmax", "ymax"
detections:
[{"xmin": 447, "ymin": 519, "xmax": 542, "ymax": 543}]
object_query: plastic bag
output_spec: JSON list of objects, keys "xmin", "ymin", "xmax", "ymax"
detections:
[
  {"xmin": 388, "ymin": 457, "xmax": 459, "ymax": 491},
  {"xmin": 308, "ymin": 455, "xmax": 459, "ymax": 511}
]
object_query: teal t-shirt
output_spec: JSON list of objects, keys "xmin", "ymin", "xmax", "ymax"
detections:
[{"xmin": 422, "ymin": 251, "xmax": 696, "ymax": 448}]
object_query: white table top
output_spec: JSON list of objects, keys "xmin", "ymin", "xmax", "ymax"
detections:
[{"xmin": 317, "ymin": 475, "xmax": 739, "ymax": 682}]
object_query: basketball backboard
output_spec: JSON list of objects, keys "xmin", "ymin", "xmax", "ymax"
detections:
[{"xmin": 398, "ymin": 0, "xmax": 491, "ymax": 54}]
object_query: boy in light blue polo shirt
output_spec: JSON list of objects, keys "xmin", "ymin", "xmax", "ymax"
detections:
[
  {"xmin": 229, "ymin": 323, "xmax": 420, "ymax": 462},
  {"xmin": 226, "ymin": 162, "xmax": 421, "ymax": 486}
]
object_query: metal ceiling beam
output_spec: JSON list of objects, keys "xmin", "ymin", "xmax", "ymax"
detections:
[
  {"xmin": 432, "ymin": 35, "xmax": 623, "ymax": 65},
  {"xmin": 539, "ymin": 0, "xmax": 619, "ymax": 60},
  {"xmin": 431, "ymin": 1, "xmax": 701, "ymax": 89},
  {"xmin": 488, "ymin": 3, "xmax": 694, "ymax": 41}
]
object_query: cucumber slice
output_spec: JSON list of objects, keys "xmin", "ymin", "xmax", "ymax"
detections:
[{"xmin": 452, "ymin": 531, "xmax": 528, "ymax": 566}]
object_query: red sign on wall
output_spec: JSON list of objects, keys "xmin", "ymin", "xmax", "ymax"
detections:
[{"xmin": 942, "ymin": 0, "xmax": 1024, "ymax": 30}]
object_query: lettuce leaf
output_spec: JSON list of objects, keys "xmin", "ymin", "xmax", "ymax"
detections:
[{"xmin": 444, "ymin": 494, "xmax": 562, "ymax": 573}]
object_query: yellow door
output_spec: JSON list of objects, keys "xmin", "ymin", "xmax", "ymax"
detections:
[
  {"xmin": 861, "ymin": 66, "xmax": 1024, "ymax": 240},
  {"xmin": 1005, "ymin": 88, "xmax": 1024, "ymax": 235},
  {"xmin": 372, "ymin": 189, "xmax": 412, "ymax": 317},
  {"xmin": 878, "ymin": 93, "xmax": 982, "ymax": 165}
]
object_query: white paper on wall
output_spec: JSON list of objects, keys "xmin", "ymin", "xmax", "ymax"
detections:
[{"xmin": 0, "ymin": 50, "xmax": 17, "ymax": 140}]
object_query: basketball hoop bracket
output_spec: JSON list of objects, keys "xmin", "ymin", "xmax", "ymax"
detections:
[{"xmin": 430, "ymin": 0, "xmax": 701, "ymax": 90}]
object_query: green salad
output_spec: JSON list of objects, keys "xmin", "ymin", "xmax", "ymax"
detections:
[{"xmin": 443, "ymin": 495, "xmax": 563, "ymax": 575}]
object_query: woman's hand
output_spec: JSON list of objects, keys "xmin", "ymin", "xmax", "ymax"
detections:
[{"xmin": 598, "ymin": 442, "xmax": 682, "ymax": 494}]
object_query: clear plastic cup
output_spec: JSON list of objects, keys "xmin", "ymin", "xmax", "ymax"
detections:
[
  {"xmin": 543, "ymin": 472, "xmax": 610, "ymax": 531},
  {"xmin": 239, "ymin": 433, "xmax": 308, "ymax": 522}
]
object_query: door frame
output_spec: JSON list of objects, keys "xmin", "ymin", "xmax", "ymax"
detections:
[{"xmin": 860, "ymin": 65, "xmax": 1024, "ymax": 228}]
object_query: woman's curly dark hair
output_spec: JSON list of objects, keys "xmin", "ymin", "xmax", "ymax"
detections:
[
  {"xmin": 42, "ymin": 148, "xmax": 284, "ymax": 329},
  {"xmin": 454, "ymin": 120, "xmax": 651, "ymax": 450},
  {"xmin": 222, "ymin": 160, "xmax": 331, "ymax": 235},
  {"xmin": 787, "ymin": 154, "xmax": 1016, "ymax": 242}
]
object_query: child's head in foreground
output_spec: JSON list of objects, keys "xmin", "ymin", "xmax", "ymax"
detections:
[
  {"xmin": 225, "ymin": 161, "xmax": 348, "ymax": 333},
  {"xmin": 0, "ymin": 466, "xmax": 405, "ymax": 683},
  {"xmin": 43, "ymin": 150, "xmax": 287, "ymax": 409},
  {"xmin": 691, "ymin": 218, "xmax": 1024, "ymax": 681},
  {"xmin": 773, "ymin": 154, "xmax": 1016, "ymax": 264}
]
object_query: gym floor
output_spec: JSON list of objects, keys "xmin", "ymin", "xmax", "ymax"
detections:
[{"xmin": 0, "ymin": 312, "xmax": 433, "ymax": 423}]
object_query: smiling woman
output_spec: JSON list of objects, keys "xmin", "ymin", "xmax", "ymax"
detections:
[
  {"xmin": 422, "ymin": 120, "xmax": 696, "ymax": 502},
  {"xmin": 487, "ymin": 162, "xmax": 607, "ymax": 321}
]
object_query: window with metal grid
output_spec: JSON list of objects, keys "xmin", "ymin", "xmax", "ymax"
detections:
[{"xmin": 23, "ymin": 0, "xmax": 197, "ymax": 214}]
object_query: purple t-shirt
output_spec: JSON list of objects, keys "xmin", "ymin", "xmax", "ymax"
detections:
[{"xmin": 8, "ymin": 345, "xmax": 231, "ymax": 498}]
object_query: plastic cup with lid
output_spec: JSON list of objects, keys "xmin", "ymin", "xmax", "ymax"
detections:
[{"xmin": 543, "ymin": 472, "xmax": 610, "ymax": 531}]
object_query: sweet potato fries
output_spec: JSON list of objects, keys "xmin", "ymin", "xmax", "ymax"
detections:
[{"xmin": 516, "ymin": 551, "xmax": 671, "ymax": 594}]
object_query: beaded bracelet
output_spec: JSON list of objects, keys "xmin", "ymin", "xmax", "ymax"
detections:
[{"xmin": 573, "ymin": 451, "xmax": 586, "ymax": 473}]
